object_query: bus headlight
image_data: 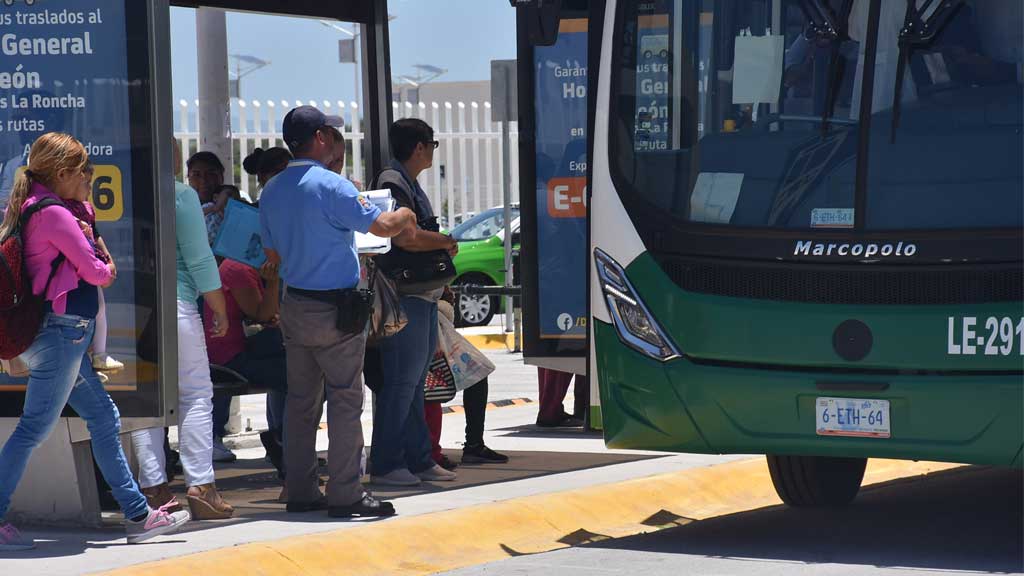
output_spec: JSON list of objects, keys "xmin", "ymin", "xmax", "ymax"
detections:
[{"xmin": 594, "ymin": 248, "xmax": 681, "ymax": 362}]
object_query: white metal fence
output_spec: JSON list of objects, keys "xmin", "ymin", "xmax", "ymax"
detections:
[{"xmin": 174, "ymin": 99, "xmax": 520, "ymax": 228}]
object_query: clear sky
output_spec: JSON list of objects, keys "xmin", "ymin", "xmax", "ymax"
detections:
[{"xmin": 170, "ymin": 1, "xmax": 518, "ymax": 104}]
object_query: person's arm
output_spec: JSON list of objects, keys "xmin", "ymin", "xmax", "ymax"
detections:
[
  {"xmin": 368, "ymin": 207, "xmax": 416, "ymax": 238},
  {"xmin": 45, "ymin": 207, "xmax": 113, "ymax": 287},
  {"xmin": 229, "ymin": 263, "xmax": 280, "ymax": 323},
  {"xmin": 95, "ymin": 236, "xmax": 116, "ymax": 277},
  {"xmin": 95, "ymin": 235, "xmax": 112, "ymax": 260},
  {"xmin": 393, "ymin": 227, "xmax": 458, "ymax": 254},
  {"xmin": 203, "ymin": 288, "xmax": 229, "ymax": 338},
  {"xmin": 202, "ymin": 192, "xmax": 229, "ymax": 215},
  {"xmin": 177, "ymin": 188, "xmax": 222, "ymax": 296},
  {"xmin": 376, "ymin": 181, "xmax": 456, "ymax": 253},
  {"xmin": 327, "ymin": 179, "xmax": 415, "ymax": 239},
  {"xmin": 76, "ymin": 219, "xmax": 95, "ymax": 243},
  {"xmin": 213, "ymin": 191, "xmax": 229, "ymax": 213}
]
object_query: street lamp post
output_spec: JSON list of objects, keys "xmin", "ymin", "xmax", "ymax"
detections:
[
  {"xmin": 319, "ymin": 20, "xmax": 363, "ymax": 111},
  {"xmin": 394, "ymin": 64, "xmax": 448, "ymax": 105},
  {"xmin": 319, "ymin": 15, "xmax": 398, "ymax": 112},
  {"xmin": 229, "ymin": 53, "xmax": 271, "ymax": 99}
]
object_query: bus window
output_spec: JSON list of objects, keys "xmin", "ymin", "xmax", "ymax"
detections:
[
  {"xmin": 864, "ymin": 0, "xmax": 1023, "ymax": 230},
  {"xmin": 610, "ymin": 0, "xmax": 1022, "ymax": 233},
  {"xmin": 611, "ymin": 0, "xmax": 862, "ymax": 229}
]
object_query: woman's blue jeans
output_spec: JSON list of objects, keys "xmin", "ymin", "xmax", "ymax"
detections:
[
  {"xmin": 0, "ymin": 313, "xmax": 148, "ymax": 521},
  {"xmin": 370, "ymin": 297, "xmax": 438, "ymax": 476}
]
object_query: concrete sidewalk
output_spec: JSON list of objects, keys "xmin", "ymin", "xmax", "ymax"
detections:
[
  {"xmin": 3, "ymin": 400, "xmax": 741, "ymax": 576},
  {"xmin": 2, "ymin": 347, "xmax": 766, "ymax": 576},
  {"xmin": 0, "ymin": 395, "xmax": 959, "ymax": 576}
]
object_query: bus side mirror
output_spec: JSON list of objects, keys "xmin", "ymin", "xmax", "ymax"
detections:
[{"xmin": 510, "ymin": 0, "xmax": 563, "ymax": 46}]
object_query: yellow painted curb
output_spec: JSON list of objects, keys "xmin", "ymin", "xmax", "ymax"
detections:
[
  {"xmin": 96, "ymin": 458, "xmax": 961, "ymax": 576},
  {"xmin": 461, "ymin": 331, "xmax": 515, "ymax": 350}
]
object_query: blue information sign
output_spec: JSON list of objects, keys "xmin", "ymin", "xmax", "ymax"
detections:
[
  {"xmin": 533, "ymin": 19, "xmax": 588, "ymax": 340},
  {"xmin": 0, "ymin": 1, "xmax": 148, "ymax": 393}
]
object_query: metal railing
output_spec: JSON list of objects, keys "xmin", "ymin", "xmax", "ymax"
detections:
[{"xmin": 174, "ymin": 98, "xmax": 520, "ymax": 227}]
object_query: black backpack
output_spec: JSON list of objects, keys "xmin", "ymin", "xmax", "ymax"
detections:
[{"xmin": 0, "ymin": 198, "xmax": 67, "ymax": 360}]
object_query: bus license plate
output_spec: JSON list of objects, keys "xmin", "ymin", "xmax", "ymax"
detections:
[{"xmin": 815, "ymin": 397, "xmax": 890, "ymax": 439}]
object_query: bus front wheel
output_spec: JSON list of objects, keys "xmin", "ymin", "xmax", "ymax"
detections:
[{"xmin": 766, "ymin": 454, "xmax": 867, "ymax": 507}]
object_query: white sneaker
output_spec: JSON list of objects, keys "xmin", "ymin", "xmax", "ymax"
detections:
[
  {"xmin": 416, "ymin": 464, "xmax": 457, "ymax": 482},
  {"xmin": 126, "ymin": 504, "xmax": 191, "ymax": 544},
  {"xmin": 212, "ymin": 437, "xmax": 237, "ymax": 463},
  {"xmin": 371, "ymin": 468, "xmax": 422, "ymax": 486},
  {"xmin": 92, "ymin": 355, "xmax": 125, "ymax": 372}
]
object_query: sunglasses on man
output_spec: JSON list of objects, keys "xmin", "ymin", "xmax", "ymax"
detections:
[{"xmin": 423, "ymin": 140, "xmax": 440, "ymax": 150}]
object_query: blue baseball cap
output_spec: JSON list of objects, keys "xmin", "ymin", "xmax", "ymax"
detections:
[{"xmin": 282, "ymin": 105, "xmax": 345, "ymax": 150}]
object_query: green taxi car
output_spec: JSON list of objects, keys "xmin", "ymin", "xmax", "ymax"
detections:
[{"xmin": 450, "ymin": 206, "xmax": 520, "ymax": 326}]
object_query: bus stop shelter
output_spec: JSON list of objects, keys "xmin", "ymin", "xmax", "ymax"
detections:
[{"xmin": 0, "ymin": 0, "xmax": 394, "ymax": 526}]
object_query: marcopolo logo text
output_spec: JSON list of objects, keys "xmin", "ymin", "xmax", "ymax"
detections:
[{"xmin": 794, "ymin": 240, "xmax": 917, "ymax": 258}]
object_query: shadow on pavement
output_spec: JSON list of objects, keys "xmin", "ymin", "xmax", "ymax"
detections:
[
  {"xmin": 164, "ymin": 448, "xmax": 663, "ymax": 520},
  {"xmin": 493, "ymin": 423, "xmax": 604, "ymax": 440},
  {"xmin": 0, "ymin": 522, "xmax": 204, "ymax": 560},
  {"xmin": 583, "ymin": 465, "xmax": 1023, "ymax": 574}
]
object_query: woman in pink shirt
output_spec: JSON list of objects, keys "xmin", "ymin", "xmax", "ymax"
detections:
[{"xmin": 0, "ymin": 133, "xmax": 189, "ymax": 550}]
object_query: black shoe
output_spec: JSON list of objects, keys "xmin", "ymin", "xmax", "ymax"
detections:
[
  {"xmin": 328, "ymin": 494, "xmax": 396, "ymax": 518},
  {"xmin": 437, "ymin": 454, "xmax": 459, "ymax": 471},
  {"xmin": 260, "ymin": 430, "xmax": 284, "ymax": 474},
  {"xmin": 165, "ymin": 448, "xmax": 183, "ymax": 481},
  {"xmin": 536, "ymin": 415, "xmax": 584, "ymax": 428},
  {"xmin": 462, "ymin": 444, "xmax": 509, "ymax": 464},
  {"xmin": 286, "ymin": 495, "xmax": 328, "ymax": 513}
]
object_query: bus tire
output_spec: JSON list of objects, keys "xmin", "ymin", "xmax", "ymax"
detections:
[{"xmin": 766, "ymin": 454, "xmax": 867, "ymax": 507}]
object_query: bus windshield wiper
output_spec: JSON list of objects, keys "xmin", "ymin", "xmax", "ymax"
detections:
[
  {"xmin": 890, "ymin": 0, "xmax": 964, "ymax": 143},
  {"xmin": 798, "ymin": 0, "xmax": 854, "ymax": 135}
]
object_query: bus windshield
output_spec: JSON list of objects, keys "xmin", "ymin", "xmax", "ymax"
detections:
[{"xmin": 609, "ymin": 0, "xmax": 1023, "ymax": 231}]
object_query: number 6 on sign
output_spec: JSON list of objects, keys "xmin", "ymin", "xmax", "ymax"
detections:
[{"xmin": 91, "ymin": 165, "xmax": 124, "ymax": 222}]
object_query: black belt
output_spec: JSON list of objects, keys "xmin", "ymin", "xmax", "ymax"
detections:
[
  {"xmin": 288, "ymin": 286, "xmax": 348, "ymax": 304},
  {"xmin": 287, "ymin": 285, "xmax": 374, "ymax": 335}
]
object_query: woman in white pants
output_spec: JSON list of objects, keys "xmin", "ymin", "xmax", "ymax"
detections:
[{"xmin": 130, "ymin": 144, "xmax": 232, "ymax": 520}]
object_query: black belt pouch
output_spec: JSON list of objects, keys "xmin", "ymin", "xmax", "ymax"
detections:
[{"xmin": 336, "ymin": 289, "xmax": 374, "ymax": 335}]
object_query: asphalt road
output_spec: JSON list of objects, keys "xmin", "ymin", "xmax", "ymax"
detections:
[{"xmin": 443, "ymin": 465, "xmax": 1024, "ymax": 576}]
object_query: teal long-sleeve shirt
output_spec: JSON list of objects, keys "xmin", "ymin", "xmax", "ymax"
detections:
[{"xmin": 175, "ymin": 181, "xmax": 221, "ymax": 303}]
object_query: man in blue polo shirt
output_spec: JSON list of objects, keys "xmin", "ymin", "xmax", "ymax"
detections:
[{"xmin": 260, "ymin": 105, "xmax": 414, "ymax": 518}]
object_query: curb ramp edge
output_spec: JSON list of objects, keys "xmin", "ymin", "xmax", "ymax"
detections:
[{"xmin": 95, "ymin": 458, "xmax": 962, "ymax": 576}]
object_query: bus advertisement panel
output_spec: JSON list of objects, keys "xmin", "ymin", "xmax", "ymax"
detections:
[
  {"xmin": 533, "ymin": 18, "xmax": 588, "ymax": 342},
  {"xmin": 0, "ymin": 0, "xmax": 162, "ymax": 417}
]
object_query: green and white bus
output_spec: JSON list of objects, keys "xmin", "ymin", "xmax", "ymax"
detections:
[{"xmin": 581, "ymin": 0, "xmax": 1022, "ymax": 505}]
